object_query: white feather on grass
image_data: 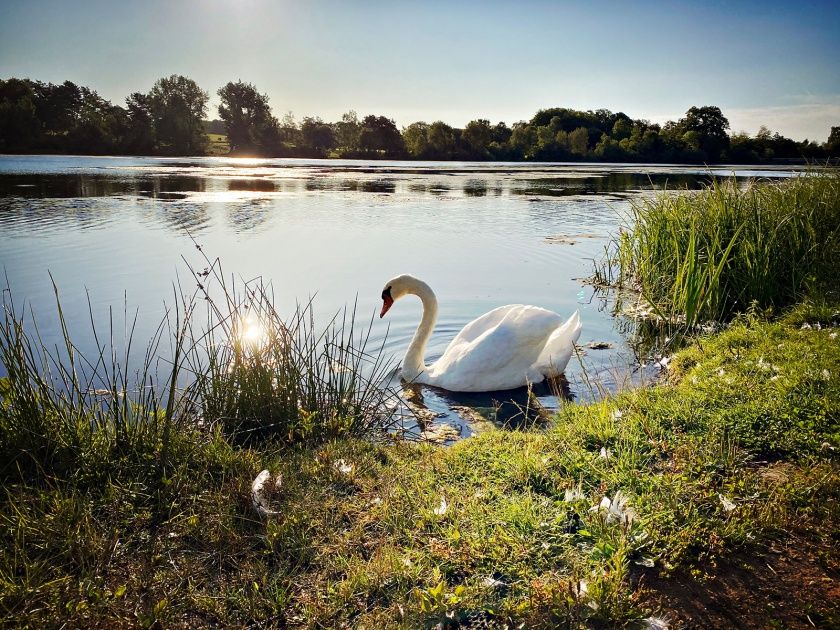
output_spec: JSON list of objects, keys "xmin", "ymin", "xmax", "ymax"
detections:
[{"xmin": 251, "ymin": 469, "xmax": 282, "ymax": 517}]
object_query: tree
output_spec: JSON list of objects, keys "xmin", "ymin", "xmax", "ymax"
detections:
[
  {"xmin": 534, "ymin": 125, "xmax": 558, "ymax": 159},
  {"xmin": 509, "ymin": 122, "xmax": 535, "ymax": 159},
  {"xmin": 0, "ymin": 78, "xmax": 39, "ymax": 151},
  {"xmin": 676, "ymin": 106, "xmax": 730, "ymax": 162},
  {"xmin": 217, "ymin": 80, "xmax": 273, "ymax": 153},
  {"xmin": 462, "ymin": 119, "xmax": 493, "ymax": 158},
  {"xmin": 300, "ymin": 116, "xmax": 336, "ymax": 155},
  {"xmin": 611, "ymin": 117, "xmax": 632, "ymax": 141},
  {"xmin": 32, "ymin": 80, "xmax": 83, "ymax": 134},
  {"xmin": 492, "ymin": 122, "xmax": 512, "ymax": 144},
  {"xmin": 826, "ymin": 126, "xmax": 840, "ymax": 155},
  {"xmin": 358, "ymin": 115, "xmax": 404, "ymax": 157},
  {"xmin": 402, "ymin": 121, "xmax": 430, "ymax": 158},
  {"xmin": 148, "ymin": 75, "xmax": 208, "ymax": 155},
  {"xmin": 569, "ymin": 127, "xmax": 589, "ymax": 156},
  {"xmin": 67, "ymin": 88, "xmax": 127, "ymax": 153},
  {"xmin": 594, "ymin": 133, "xmax": 625, "ymax": 161},
  {"xmin": 427, "ymin": 121, "xmax": 456, "ymax": 158},
  {"xmin": 124, "ymin": 92, "xmax": 155, "ymax": 154},
  {"xmin": 334, "ymin": 111, "xmax": 361, "ymax": 154},
  {"xmin": 275, "ymin": 111, "xmax": 300, "ymax": 146}
]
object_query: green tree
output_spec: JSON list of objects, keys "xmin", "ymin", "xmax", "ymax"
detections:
[
  {"xmin": 676, "ymin": 105, "xmax": 730, "ymax": 162},
  {"xmin": 508, "ymin": 122, "xmax": 535, "ymax": 159},
  {"xmin": 334, "ymin": 110, "xmax": 360, "ymax": 154},
  {"xmin": 492, "ymin": 122, "xmax": 512, "ymax": 144},
  {"xmin": 594, "ymin": 133, "xmax": 626, "ymax": 161},
  {"xmin": 569, "ymin": 127, "xmax": 589, "ymax": 156},
  {"xmin": 148, "ymin": 75, "xmax": 208, "ymax": 155},
  {"xmin": 402, "ymin": 121, "xmax": 430, "ymax": 158},
  {"xmin": 462, "ymin": 119, "xmax": 493, "ymax": 158},
  {"xmin": 611, "ymin": 117, "xmax": 632, "ymax": 141},
  {"xmin": 275, "ymin": 111, "xmax": 300, "ymax": 147},
  {"xmin": 427, "ymin": 121, "xmax": 456, "ymax": 158},
  {"xmin": 358, "ymin": 115, "xmax": 404, "ymax": 157},
  {"xmin": 124, "ymin": 92, "xmax": 155, "ymax": 154},
  {"xmin": 0, "ymin": 78, "xmax": 39, "ymax": 151},
  {"xmin": 32, "ymin": 80, "xmax": 82, "ymax": 135},
  {"xmin": 217, "ymin": 80, "xmax": 274, "ymax": 153},
  {"xmin": 826, "ymin": 126, "xmax": 840, "ymax": 155},
  {"xmin": 67, "ymin": 88, "xmax": 127, "ymax": 153},
  {"xmin": 300, "ymin": 116, "xmax": 336, "ymax": 155}
]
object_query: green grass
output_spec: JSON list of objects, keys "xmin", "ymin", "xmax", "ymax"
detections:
[
  {"xmin": 607, "ymin": 171, "xmax": 840, "ymax": 328},
  {"xmin": 2, "ymin": 296, "xmax": 838, "ymax": 627}
]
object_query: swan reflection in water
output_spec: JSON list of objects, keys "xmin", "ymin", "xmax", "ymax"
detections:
[{"xmin": 397, "ymin": 375, "xmax": 574, "ymax": 442}]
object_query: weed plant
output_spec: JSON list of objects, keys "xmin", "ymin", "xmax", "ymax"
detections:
[{"xmin": 0, "ymin": 280, "xmax": 194, "ymax": 487}]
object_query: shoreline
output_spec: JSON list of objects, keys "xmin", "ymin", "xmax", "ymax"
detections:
[{"xmin": 2, "ymin": 301, "xmax": 838, "ymax": 627}]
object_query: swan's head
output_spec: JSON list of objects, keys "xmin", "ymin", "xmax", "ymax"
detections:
[{"xmin": 379, "ymin": 274, "xmax": 419, "ymax": 318}]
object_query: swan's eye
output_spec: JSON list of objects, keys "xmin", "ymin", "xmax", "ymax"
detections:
[{"xmin": 381, "ymin": 286, "xmax": 392, "ymax": 300}]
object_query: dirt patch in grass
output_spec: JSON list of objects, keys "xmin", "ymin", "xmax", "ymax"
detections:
[{"xmin": 638, "ymin": 529, "xmax": 840, "ymax": 629}]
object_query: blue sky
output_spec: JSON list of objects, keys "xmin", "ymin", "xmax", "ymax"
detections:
[{"xmin": 1, "ymin": 0, "xmax": 838, "ymax": 140}]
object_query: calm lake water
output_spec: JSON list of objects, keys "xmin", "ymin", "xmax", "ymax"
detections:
[{"xmin": 0, "ymin": 156, "xmax": 802, "ymax": 435}]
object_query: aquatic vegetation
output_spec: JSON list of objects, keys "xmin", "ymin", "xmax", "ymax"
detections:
[
  {"xmin": 190, "ymin": 259, "xmax": 401, "ymax": 445},
  {"xmin": 610, "ymin": 171, "xmax": 840, "ymax": 327}
]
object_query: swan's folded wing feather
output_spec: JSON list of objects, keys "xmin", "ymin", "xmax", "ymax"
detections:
[
  {"xmin": 535, "ymin": 310, "xmax": 582, "ymax": 377},
  {"xmin": 444, "ymin": 305, "xmax": 524, "ymax": 347}
]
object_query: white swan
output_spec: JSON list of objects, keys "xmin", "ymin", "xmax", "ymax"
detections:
[{"xmin": 379, "ymin": 275, "xmax": 582, "ymax": 392}]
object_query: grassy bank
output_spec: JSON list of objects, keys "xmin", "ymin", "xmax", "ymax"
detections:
[{"xmin": 2, "ymin": 299, "xmax": 839, "ymax": 627}]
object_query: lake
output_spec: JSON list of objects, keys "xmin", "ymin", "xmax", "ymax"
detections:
[{"xmin": 0, "ymin": 156, "xmax": 802, "ymax": 436}]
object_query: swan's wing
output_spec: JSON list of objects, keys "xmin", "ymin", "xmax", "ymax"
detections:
[
  {"xmin": 535, "ymin": 310, "xmax": 582, "ymax": 377},
  {"xmin": 429, "ymin": 306, "xmax": 565, "ymax": 391},
  {"xmin": 444, "ymin": 305, "xmax": 525, "ymax": 347}
]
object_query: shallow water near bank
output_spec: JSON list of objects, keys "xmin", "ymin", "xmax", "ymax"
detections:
[{"xmin": 0, "ymin": 156, "xmax": 804, "ymax": 435}]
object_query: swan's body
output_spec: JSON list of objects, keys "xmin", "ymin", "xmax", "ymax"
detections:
[{"xmin": 380, "ymin": 275, "xmax": 582, "ymax": 392}]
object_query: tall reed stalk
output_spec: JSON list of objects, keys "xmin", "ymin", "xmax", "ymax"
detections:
[{"xmin": 0, "ymin": 279, "xmax": 191, "ymax": 484}]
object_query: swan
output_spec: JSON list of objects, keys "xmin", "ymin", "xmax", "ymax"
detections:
[{"xmin": 379, "ymin": 275, "xmax": 582, "ymax": 392}]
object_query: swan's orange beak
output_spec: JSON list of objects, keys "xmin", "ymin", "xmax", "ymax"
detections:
[{"xmin": 380, "ymin": 295, "xmax": 394, "ymax": 318}]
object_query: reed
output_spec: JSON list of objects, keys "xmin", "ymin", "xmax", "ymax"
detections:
[
  {"xmin": 612, "ymin": 171, "xmax": 840, "ymax": 327},
  {"xmin": 0, "ymin": 256, "xmax": 400, "ymax": 488},
  {"xmin": 0, "ymin": 278, "xmax": 192, "ymax": 485},
  {"xmin": 183, "ymin": 256, "xmax": 401, "ymax": 445}
]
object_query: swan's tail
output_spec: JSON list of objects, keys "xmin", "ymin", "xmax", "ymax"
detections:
[{"xmin": 536, "ymin": 310, "xmax": 582, "ymax": 378}]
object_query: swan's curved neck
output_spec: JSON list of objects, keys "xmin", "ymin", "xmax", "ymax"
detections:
[{"xmin": 402, "ymin": 279, "xmax": 438, "ymax": 381}]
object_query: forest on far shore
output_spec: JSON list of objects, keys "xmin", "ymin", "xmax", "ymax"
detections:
[{"xmin": 2, "ymin": 75, "xmax": 838, "ymax": 163}]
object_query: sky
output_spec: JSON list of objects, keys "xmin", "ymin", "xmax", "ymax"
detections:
[{"xmin": 1, "ymin": 0, "xmax": 838, "ymax": 141}]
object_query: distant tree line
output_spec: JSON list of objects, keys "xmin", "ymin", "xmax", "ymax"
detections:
[{"xmin": 1, "ymin": 75, "xmax": 838, "ymax": 162}]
